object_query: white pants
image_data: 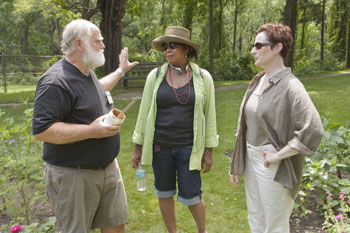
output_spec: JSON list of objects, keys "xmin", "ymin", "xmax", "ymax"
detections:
[{"xmin": 244, "ymin": 143, "xmax": 294, "ymax": 233}]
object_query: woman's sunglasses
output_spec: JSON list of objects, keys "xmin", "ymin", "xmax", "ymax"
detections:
[
  {"xmin": 253, "ymin": 42, "xmax": 274, "ymax": 50},
  {"xmin": 162, "ymin": 42, "xmax": 180, "ymax": 51}
]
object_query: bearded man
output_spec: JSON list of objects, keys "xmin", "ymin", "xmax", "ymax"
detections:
[{"xmin": 32, "ymin": 19, "xmax": 138, "ymax": 233}]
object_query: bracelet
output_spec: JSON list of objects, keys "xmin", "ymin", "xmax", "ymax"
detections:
[
  {"xmin": 204, "ymin": 149, "xmax": 212, "ymax": 155},
  {"xmin": 116, "ymin": 67, "xmax": 124, "ymax": 77}
]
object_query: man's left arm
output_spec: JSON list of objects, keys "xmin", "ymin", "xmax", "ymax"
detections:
[{"xmin": 99, "ymin": 47, "xmax": 139, "ymax": 91}]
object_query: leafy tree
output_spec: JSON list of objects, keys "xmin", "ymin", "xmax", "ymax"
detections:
[
  {"xmin": 0, "ymin": 0, "xmax": 17, "ymax": 54},
  {"xmin": 1, "ymin": 0, "xmax": 349, "ymax": 82},
  {"xmin": 329, "ymin": 0, "xmax": 348, "ymax": 61},
  {"xmin": 64, "ymin": 0, "xmax": 100, "ymax": 20}
]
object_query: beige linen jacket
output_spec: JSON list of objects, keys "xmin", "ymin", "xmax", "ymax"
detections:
[{"xmin": 230, "ymin": 68, "xmax": 324, "ymax": 199}]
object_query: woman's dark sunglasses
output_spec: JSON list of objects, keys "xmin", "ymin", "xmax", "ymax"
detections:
[
  {"xmin": 253, "ymin": 42, "xmax": 274, "ymax": 50},
  {"xmin": 162, "ymin": 42, "xmax": 179, "ymax": 51}
]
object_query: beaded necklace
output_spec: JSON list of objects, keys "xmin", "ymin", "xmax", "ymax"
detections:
[{"xmin": 168, "ymin": 66, "xmax": 192, "ymax": 105}]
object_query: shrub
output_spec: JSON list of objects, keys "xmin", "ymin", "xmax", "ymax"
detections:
[
  {"xmin": 294, "ymin": 49, "xmax": 345, "ymax": 76},
  {"xmin": 0, "ymin": 109, "xmax": 46, "ymax": 225},
  {"xmin": 323, "ymin": 191, "xmax": 350, "ymax": 232},
  {"xmin": 294, "ymin": 118, "xmax": 350, "ymax": 224},
  {"xmin": 212, "ymin": 52, "xmax": 256, "ymax": 80},
  {"xmin": 2, "ymin": 217, "xmax": 57, "ymax": 233},
  {"xmin": 6, "ymin": 73, "xmax": 41, "ymax": 85}
]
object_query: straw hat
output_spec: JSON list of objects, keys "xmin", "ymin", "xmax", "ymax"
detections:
[{"xmin": 152, "ymin": 26, "xmax": 200, "ymax": 52}]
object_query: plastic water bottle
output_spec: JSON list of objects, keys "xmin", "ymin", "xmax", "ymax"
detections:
[{"xmin": 136, "ymin": 164, "xmax": 146, "ymax": 191}]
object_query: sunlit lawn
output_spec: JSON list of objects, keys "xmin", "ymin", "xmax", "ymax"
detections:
[
  {"xmin": 303, "ymin": 74, "xmax": 350, "ymax": 125},
  {"xmin": 0, "ymin": 73, "xmax": 349, "ymax": 232},
  {"xmin": 0, "ymin": 85, "xmax": 36, "ymax": 104},
  {"xmin": 0, "ymin": 82, "xmax": 138, "ymax": 104}
]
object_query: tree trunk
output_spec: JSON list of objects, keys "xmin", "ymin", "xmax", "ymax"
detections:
[
  {"xmin": 218, "ymin": 0, "xmax": 223, "ymax": 50},
  {"xmin": 320, "ymin": 0, "xmax": 325, "ymax": 62},
  {"xmin": 339, "ymin": 0, "xmax": 348, "ymax": 60},
  {"xmin": 208, "ymin": 0, "xmax": 214, "ymax": 74},
  {"xmin": 283, "ymin": 0, "xmax": 298, "ymax": 68},
  {"xmin": 232, "ymin": 2, "xmax": 238, "ymax": 54},
  {"xmin": 82, "ymin": 0, "xmax": 90, "ymax": 19},
  {"xmin": 333, "ymin": 0, "xmax": 347, "ymax": 60},
  {"xmin": 23, "ymin": 25, "xmax": 29, "ymax": 54},
  {"xmin": 161, "ymin": 0, "xmax": 166, "ymax": 30},
  {"xmin": 183, "ymin": 3, "xmax": 194, "ymax": 31},
  {"xmin": 99, "ymin": 0, "xmax": 127, "ymax": 75},
  {"xmin": 57, "ymin": 18, "xmax": 62, "ymax": 55},
  {"xmin": 49, "ymin": 19, "xmax": 57, "ymax": 54},
  {"xmin": 347, "ymin": 4, "xmax": 350, "ymax": 68},
  {"xmin": 300, "ymin": 21, "xmax": 305, "ymax": 51},
  {"xmin": 239, "ymin": 35, "xmax": 242, "ymax": 53}
]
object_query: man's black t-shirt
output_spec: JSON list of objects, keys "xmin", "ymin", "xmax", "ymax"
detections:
[{"xmin": 32, "ymin": 58, "xmax": 120, "ymax": 167}]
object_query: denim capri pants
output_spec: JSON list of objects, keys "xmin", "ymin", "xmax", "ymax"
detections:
[{"xmin": 152, "ymin": 143, "xmax": 202, "ymax": 206}]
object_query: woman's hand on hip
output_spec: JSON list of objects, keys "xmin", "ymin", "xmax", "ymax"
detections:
[
  {"xmin": 263, "ymin": 150, "xmax": 279, "ymax": 168},
  {"xmin": 264, "ymin": 145, "xmax": 299, "ymax": 168}
]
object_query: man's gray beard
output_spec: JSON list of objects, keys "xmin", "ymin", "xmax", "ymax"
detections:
[{"xmin": 83, "ymin": 44, "xmax": 105, "ymax": 69}]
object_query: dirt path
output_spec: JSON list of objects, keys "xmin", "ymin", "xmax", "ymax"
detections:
[{"xmin": 1, "ymin": 71, "xmax": 349, "ymax": 107}]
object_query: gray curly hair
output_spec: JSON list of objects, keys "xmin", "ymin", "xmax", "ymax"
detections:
[{"xmin": 61, "ymin": 19, "xmax": 100, "ymax": 55}]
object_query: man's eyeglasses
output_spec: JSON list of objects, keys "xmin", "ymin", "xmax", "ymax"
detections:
[
  {"xmin": 162, "ymin": 42, "xmax": 180, "ymax": 51},
  {"xmin": 253, "ymin": 42, "xmax": 274, "ymax": 50}
]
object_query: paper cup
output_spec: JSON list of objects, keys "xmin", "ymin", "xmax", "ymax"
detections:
[{"xmin": 103, "ymin": 108, "xmax": 126, "ymax": 126}]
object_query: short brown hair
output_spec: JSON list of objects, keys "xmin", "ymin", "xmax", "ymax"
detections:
[{"xmin": 256, "ymin": 23, "xmax": 293, "ymax": 58}]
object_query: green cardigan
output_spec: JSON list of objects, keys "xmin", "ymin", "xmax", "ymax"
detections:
[{"xmin": 132, "ymin": 62, "xmax": 219, "ymax": 170}]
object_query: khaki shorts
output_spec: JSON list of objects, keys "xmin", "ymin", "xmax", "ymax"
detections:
[{"xmin": 45, "ymin": 159, "xmax": 128, "ymax": 233}]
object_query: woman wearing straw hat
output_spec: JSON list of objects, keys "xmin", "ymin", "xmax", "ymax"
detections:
[{"xmin": 132, "ymin": 26, "xmax": 219, "ymax": 233}]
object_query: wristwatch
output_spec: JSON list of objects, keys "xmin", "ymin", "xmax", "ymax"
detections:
[{"xmin": 116, "ymin": 67, "xmax": 124, "ymax": 77}]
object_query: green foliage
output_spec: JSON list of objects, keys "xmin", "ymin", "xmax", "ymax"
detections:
[
  {"xmin": 323, "ymin": 191, "xmax": 350, "ymax": 233},
  {"xmin": 328, "ymin": 0, "xmax": 349, "ymax": 61},
  {"xmin": 2, "ymin": 216, "xmax": 57, "ymax": 233},
  {"xmin": 1, "ymin": 0, "xmax": 349, "ymax": 85},
  {"xmin": 0, "ymin": 0, "xmax": 79, "ymax": 55},
  {"xmin": 6, "ymin": 73, "xmax": 41, "ymax": 85},
  {"xmin": 211, "ymin": 51, "xmax": 256, "ymax": 80},
  {"xmin": 294, "ymin": 55, "xmax": 345, "ymax": 75},
  {"xmin": 0, "ymin": 108, "xmax": 46, "ymax": 225},
  {"xmin": 294, "ymin": 119, "xmax": 350, "ymax": 220}
]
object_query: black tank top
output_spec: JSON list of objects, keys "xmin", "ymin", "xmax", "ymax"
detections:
[{"xmin": 154, "ymin": 78, "xmax": 195, "ymax": 147}]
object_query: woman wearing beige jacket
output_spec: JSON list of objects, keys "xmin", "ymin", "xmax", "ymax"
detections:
[{"xmin": 229, "ymin": 23, "xmax": 324, "ymax": 233}]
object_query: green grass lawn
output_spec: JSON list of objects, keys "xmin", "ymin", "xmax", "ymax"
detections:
[
  {"xmin": 0, "ymin": 81, "xmax": 141, "ymax": 104},
  {"xmin": 0, "ymin": 73, "xmax": 349, "ymax": 232},
  {"xmin": 0, "ymin": 85, "xmax": 36, "ymax": 104},
  {"xmin": 303, "ymin": 74, "xmax": 350, "ymax": 125}
]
